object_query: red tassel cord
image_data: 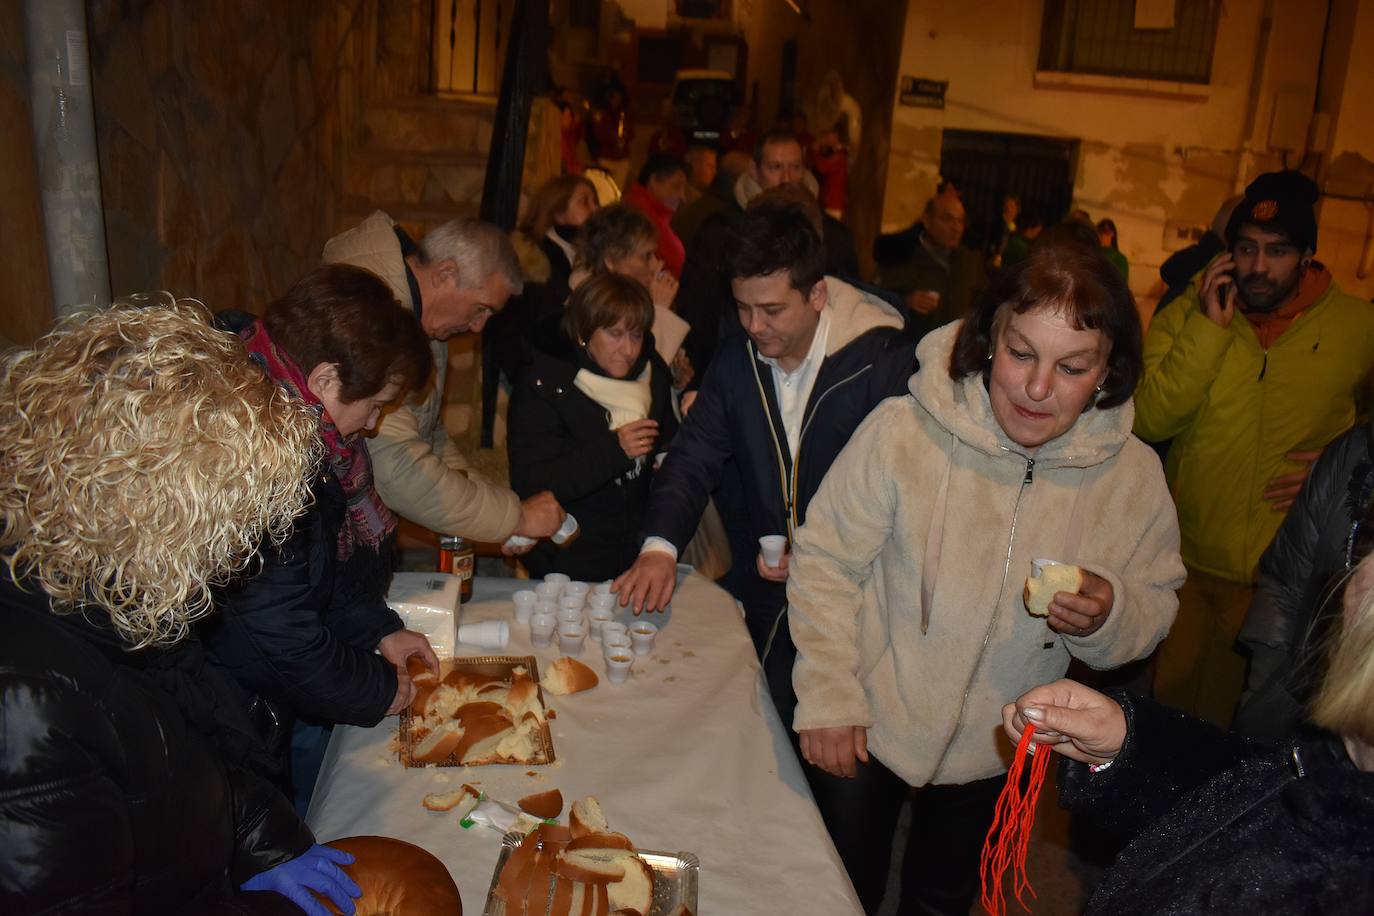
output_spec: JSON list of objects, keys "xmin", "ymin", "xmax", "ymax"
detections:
[{"xmin": 978, "ymin": 723, "xmax": 1053, "ymax": 916}]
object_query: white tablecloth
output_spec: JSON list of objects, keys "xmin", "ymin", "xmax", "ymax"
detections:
[{"xmin": 305, "ymin": 573, "xmax": 863, "ymax": 914}]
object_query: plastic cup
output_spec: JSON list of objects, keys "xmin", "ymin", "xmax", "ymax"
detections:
[
  {"xmin": 604, "ymin": 651, "xmax": 634, "ymax": 684},
  {"xmin": 588, "ymin": 607, "xmax": 615, "ymax": 639},
  {"xmin": 529, "ymin": 612, "xmax": 557, "ymax": 648},
  {"xmin": 587, "ymin": 593, "xmax": 617, "ymax": 613},
  {"xmin": 551, "ymin": 514, "xmax": 580, "ymax": 545},
  {"xmin": 592, "ymin": 581, "xmax": 614, "ymax": 596},
  {"xmin": 534, "ymin": 582, "xmax": 561, "ymax": 602},
  {"xmin": 558, "ymin": 625, "xmax": 587, "ymax": 657},
  {"xmin": 600, "ymin": 622, "xmax": 628, "ymax": 643},
  {"xmin": 544, "ymin": 572, "xmax": 571, "ymax": 591},
  {"xmin": 458, "ymin": 619, "xmax": 510, "ymax": 650},
  {"xmin": 564, "ymin": 581, "xmax": 591, "ymax": 600},
  {"xmin": 1030, "ymin": 558, "xmax": 1063, "ymax": 578},
  {"xmin": 629, "ymin": 621, "xmax": 659, "ymax": 656},
  {"xmin": 558, "ymin": 594, "xmax": 585, "ymax": 613},
  {"xmin": 759, "ymin": 535, "xmax": 787, "ymax": 568},
  {"xmin": 602, "ymin": 633, "xmax": 632, "ymax": 657},
  {"xmin": 512, "ymin": 590, "xmax": 538, "ymax": 624},
  {"xmin": 557, "ymin": 606, "xmax": 584, "ymax": 626}
]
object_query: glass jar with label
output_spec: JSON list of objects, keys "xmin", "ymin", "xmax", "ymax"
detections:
[{"xmin": 438, "ymin": 535, "xmax": 474, "ymax": 604}]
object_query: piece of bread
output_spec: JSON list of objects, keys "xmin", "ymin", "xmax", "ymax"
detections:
[
  {"xmin": 407, "ymin": 655, "xmax": 439, "ymax": 686},
  {"xmin": 1023, "ymin": 563, "xmax": 1084, "ymax": 616},
  {"xmin": 518, "ymin": 788, "xmax": 564, "ymax": 820},
  {"xmin": 455, "ymin": 700, "xmax": 508, "ymax": 725},
  {"xmin": 506, "ymin": 672, "xmax": 546, "ymax": 723},
  {"xmin": 569, "ymin": 796, "xmax": 609, "ymax": 838},
  {"xmin": 553, "ymin": 851, "xmax": 625, "ymax": 884},
  {"xmin": 413, "ymin": 720, "xmax": 465, "ymax": 764},
  {"xmin": 322, "ymin": 835, "xmax": 460, "ymax": 915},
  {"xmin": 606, "ymin": 855, "xmax": 655, "ymax": 916},
  {"xmin": 566, "ymin": 832, "xmax": 636, "ymax": 853},
  {"xmin": 454, "ymin": 714, "xmax": 515, "ymax": 764},
  {"xmin": 420, "ymin": 783, "xmax": 479, "ymax": 811},
  {"xmin": 541, "ymin": 657, "xmax": 599, "ymax": 696}
]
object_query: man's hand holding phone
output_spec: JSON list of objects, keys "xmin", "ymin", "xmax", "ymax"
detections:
[{"xmin": 1200, "ymin": 254, "xmax": 1238, "ymax": 329}]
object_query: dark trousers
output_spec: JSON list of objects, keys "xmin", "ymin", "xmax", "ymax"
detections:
[{"xmin": 764, "ymin": 618, "xmax": 1003, "ymax": 915}]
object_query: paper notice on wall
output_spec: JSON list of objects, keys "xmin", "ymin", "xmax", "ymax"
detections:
[
  {"xmin": 65, "ymin": 30, "xmax": 88, "ymax": 86},
  {"xmin": 1134, "ymin": 0, "xmax": 1176, "ymax": 30}
]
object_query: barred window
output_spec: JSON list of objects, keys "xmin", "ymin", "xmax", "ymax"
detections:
[{"xmin": 1038, "ymin": 0, "xmax": 1222, "ymax": 84}]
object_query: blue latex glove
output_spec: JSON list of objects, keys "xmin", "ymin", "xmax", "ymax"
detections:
[{"xmin": 241, "ymin": 844, "xmax": 362, "ymax": 916}]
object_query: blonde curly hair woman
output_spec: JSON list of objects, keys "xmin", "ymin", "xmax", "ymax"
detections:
[{"xmin": 0, "ymin": 299, "xmax": 365, "ymax": 915}]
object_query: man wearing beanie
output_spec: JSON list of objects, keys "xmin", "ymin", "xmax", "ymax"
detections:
[{"xmin": 1136, "ymin": 169, "xmax": 1374, "ymax": 726}]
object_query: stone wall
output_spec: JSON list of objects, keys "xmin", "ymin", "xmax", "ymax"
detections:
[
  {"xmin": 86, "ymin": 0, "xmax": 368, "ymax": 311},
  {"xmin": 0, "ymin": 0, "xmax": 55, "ymax": 345}
]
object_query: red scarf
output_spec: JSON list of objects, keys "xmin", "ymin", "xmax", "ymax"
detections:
[{"xmin": 239, "ymin": 320, "xmax": 397, "ymax": 561}]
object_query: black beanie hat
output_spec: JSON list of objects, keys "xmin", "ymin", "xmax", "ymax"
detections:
[{"xmin": 1225, "ymin": 169, "xmax": 1319, "ymax": 254}]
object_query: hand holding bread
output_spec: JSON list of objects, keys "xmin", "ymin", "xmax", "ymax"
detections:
[{"xmin": 1023, "ymin": 562, "xmax": 1113, "ymax": 638}]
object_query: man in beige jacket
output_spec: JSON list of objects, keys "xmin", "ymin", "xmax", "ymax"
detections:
[{"xmin": 324, "ymin": 211, "xmax": 564, "ymax": 544}]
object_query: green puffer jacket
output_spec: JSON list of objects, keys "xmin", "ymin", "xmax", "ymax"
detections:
[{"xmin": 1135, "ymin": 266, "xmax": 1374, "ymax": 583}]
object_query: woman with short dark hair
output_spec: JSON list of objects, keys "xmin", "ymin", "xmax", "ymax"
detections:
[
  {"xmin": 507, "ymin": 272, "xmax": 678, "ymax": 580},
  {"xmin": 207, "ymin": 264, "xmax": 437, "ymax": 804},
  {"xmin": 785, "ymin": 239, "xmax": 1182, "ymax": 914}
]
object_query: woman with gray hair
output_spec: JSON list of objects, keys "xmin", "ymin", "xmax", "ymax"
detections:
[{"xmin": 0, "ymin": 299, "xmax": 361, "ymax": 914}]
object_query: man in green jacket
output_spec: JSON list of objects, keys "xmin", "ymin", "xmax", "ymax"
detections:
[
  {"xmin": 1136, "ymin": 170, "xmax": 1374, "ymax": 726},
  {"xmin": 873, "ymin": 185, "xmax": 987, "ymax": 329}
]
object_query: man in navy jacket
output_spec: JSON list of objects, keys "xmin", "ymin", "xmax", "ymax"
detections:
[{"xmin": 614, "ymin": 202, "xmax": 918, "ymax": 716}]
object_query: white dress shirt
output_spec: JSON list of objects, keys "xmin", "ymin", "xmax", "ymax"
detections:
[{"xmin": 643, "ymin": 310, "xmax": 831, "ymax": 560}]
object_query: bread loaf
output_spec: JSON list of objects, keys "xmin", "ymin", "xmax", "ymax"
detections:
[
  {"xmin": 323, "ymin": 835, "xmax": 461, "ymax": 915},
  {"xmin": 541, "ymin": 657, "xmax": 599, "ymax": 696},
  {"xmin": 569, "ymin": 796, "xmax": 609, "ymax": 838},
  {"xmin": 413, "ymin": 721, "xmax": 464, "ymax": 764},
  {"xmin": 1023, "ymin": 563, "xmax": 1084, "ymax": 616},
  {"xmin": 406, "ymin": 655, "xmax": 438, "ymax": 686}
]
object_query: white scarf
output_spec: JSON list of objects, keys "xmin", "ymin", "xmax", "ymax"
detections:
[{"xmin": 573, "ymin": 362, "xmax": 653, "ymax": 431}]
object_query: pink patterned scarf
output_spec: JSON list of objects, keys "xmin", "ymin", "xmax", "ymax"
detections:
[{"xmin": 239, "ymin": 320, "xmax": 397, "ymax": 561}]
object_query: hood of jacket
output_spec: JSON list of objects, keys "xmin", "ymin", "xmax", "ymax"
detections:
[
  {"xmin": 320, "ymin": 210, "xmax": 412, "ymax": 308},
  {"xmin": 909, "ymin": 321, "xmax": 1135, "ymax": 471},
  {"xmin": 819, "ymin": 275, "xmax": 906, "ymax": 357}
]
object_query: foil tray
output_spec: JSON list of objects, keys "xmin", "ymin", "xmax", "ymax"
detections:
[
  {"xmin": 398, "ymin": 656, "xmax": 555, "ymax": 768},
  {"xmin": 482, "ymin": 829, "xmax": 700, "ymax": 916}
]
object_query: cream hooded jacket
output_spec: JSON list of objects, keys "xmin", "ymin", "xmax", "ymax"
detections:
[{"xmin": 787, "ymin": 322, "xmax": 1184, "ymax": 787}]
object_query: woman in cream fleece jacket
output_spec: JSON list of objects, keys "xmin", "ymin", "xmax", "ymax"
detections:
[{"xmin": 786, "ymin": 241, "xmax": 1184, "ymax": 915}]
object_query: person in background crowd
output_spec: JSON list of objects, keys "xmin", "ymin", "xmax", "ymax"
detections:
[
  {"xmin": 1155, "ymin": 195, "xmax": 1241, "ymax": 315},
  {"xmin": 614, "ymin": 201, "xmax": 917, "ymax": 719},
  {"xmin": 0, "ymin": 300, "xmax": 362, "ymax": 916},
  {"xmin": 1000, "ymin": 206, "xmax": 1043, "ymax": 269},
  {"xmin": 810, "ymin": 126, "xmax": 849, "ymax": 220},
  {"xmin": 682, "ymin": 143, "xmax": 718, "ymax": 205},
  {"xmin": 1004, "ymin": 550, "xmax": 1374, "ymax": 915},
  {"xmin": 625, "ymin": 153, "xmax": 689, "ymax": 280},
  {"xmin": 1234, "ymin": 422, "xmax": 1374, "ymax": 740},
  {"xmin": 508, "ymin": 273, "xmax": 678, "ymax": 581},
  {"xmin": 588, "ymin": 79, "xmax": 634, "ymax": 190},
  {"xmin": 1097, "ymin": 218, "xmax": 1129, "ymax": 284},
  {"xmin": 573, "ymin": 203, "xmax": 692, "ymax": 390},
  {"xmin": 323, "ymin": 211, "xmax": 565, "ymax": 549},
  {"xmin": 987, "ymin": 193, "xmax": 1020, "ymax": 271},
  {"xmin": 786, "ymin": 239, "xmax": 1180, "ymax": 914},
  {"xmin": 1136, "ymin": 169, "xmax": 1374, "ymax": 727},
  {"xmin": 678, "ymin": 129, "xmax": 859, "ymax": 389},
  {"xmin": 492, "ymin": 174, "xmax": 599, "ymax": 384},
  {"xmin": 671, "ymin": 149, "xmax": 750, "ymax": 251},
  {"xmin": 873, "ymin": 183, "xmax": 988, "ymax": 330},
  {"xmin": 209, "ymin": 265, "xmax": 438, "ymax": 809}
]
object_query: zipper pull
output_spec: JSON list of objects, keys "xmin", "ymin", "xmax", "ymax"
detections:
[
  {"xmin": 1023, "ymin": 458, "xmax": 1035, "ymax": 485},
  {"xmin": 1258, "ymin": 352, "xmax": 1268, "ymax": 382}
]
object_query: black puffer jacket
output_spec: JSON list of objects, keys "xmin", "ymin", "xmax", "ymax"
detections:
[
  {"xmin": 508, "ymin": 328, "xmax": 678, "ymax": 581},
  {"xmin": 1063, "ymin": 692, "xmax": 1374, "ymax": 916},
  {"xmin": 0, "ymin": 574, "xmax": 312, "ymax": 914},
  {"xmin": 204, "ymin": 470, "xmax": 404, "ymax": 741},
  {"xmin": 1234, "ymin": 423, "xmax": 1373, "ymax": 740}
]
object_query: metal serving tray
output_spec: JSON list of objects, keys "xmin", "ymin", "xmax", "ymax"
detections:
[
  {"xmin": 482, "ymin": 829, "xmax": 700, "ymax": 915},
  {"xmin": 398, "ymin": 656, "xmax": 556, "ymax": 768}
]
